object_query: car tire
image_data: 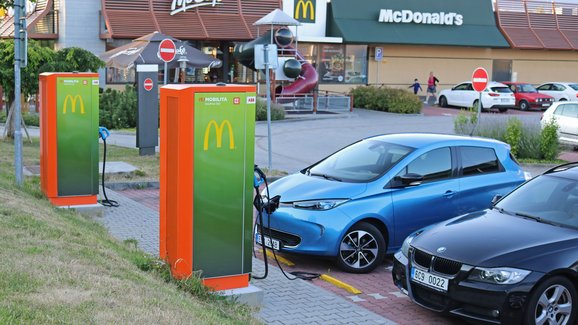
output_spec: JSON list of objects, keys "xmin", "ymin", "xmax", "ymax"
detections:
[
  {"xmin": 519, "ymin": 100, "xmax": 530, "ymax": 111},
  {"xmin": 439, "ymin": 96, "xmax": 448, "ymax": 108},
  {"xmin": 473, "ymin": 100, "xmax": 487, "ymax": 112},
  {"xmin": 524, "ymin": 276, "xmax": 577, "ymax": 325},
  {"xmin": 499, "ymin": 107, "xmax": 508, "ymax": 113},
  {"xmin": 336, "ymin": 222, "xmax": 386, "ymax": 273},
  {"xmin": 560, "ymin": 98, "xmax": 568, "ymax": 102}
]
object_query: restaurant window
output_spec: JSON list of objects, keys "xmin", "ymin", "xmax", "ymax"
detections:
[
  {"xmin": 317, "ymin": 44, "xmax": 367, "ymax": 84},
  {"xmin": 106, "ymin": 67, "xmax": 135, "ymax": 84}
]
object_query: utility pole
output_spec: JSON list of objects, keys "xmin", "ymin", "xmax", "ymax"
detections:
[{"xmin": 13, "ymin": 0, "xmax": 24, "ymax": 186}]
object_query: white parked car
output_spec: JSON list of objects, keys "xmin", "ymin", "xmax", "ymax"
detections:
[
  {"xmin": 541, "ymin": 101, "xmax": 578, "ymax": 147},
  {"xmin": 536, "ymin": 82, "xmax": 578, "ymax": 101},
  {"xmin": 437, "ymin": 81, "xmax": 515, "ymax": 112}
]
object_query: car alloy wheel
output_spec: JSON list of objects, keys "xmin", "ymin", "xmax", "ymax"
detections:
[
  {"xmin": 525, "ymin": 276, "xmax": 577, "ymax": 325},
  {"xmin": 520, "ymin": 100, "xmax": 530, "ymax": 111},
  {"xmin": 439, "ymin": 96, "xmax": 448, "ymax": 108},
  {"xmin": 336, "ymin": 222, "xmax": 386, "ymax": 273}
]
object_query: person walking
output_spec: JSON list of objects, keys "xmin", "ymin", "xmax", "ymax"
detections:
[
  {"xmin": 424, "ymin": 72, "xmax": 439, "ymax": 105},
  {"xmin": 408, "ymin": 78, "xmax": 422, "ymax": 95}
]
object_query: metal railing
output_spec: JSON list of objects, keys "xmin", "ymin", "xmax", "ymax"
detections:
[{"xmin": 274, "ymin": 91, "xmax": 352, "ymax": 113}]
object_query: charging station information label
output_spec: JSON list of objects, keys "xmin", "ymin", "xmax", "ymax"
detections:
[{"xmin": 193, "ymin": 92, "xmax": 255, "ymax": 278}]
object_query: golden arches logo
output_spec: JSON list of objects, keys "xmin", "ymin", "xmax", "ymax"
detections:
[
  {"xmin": 203, "ymin": 120, "xmax": 235, "ymax": 151},
  {"xmin": 295, "ymin": 0, "xmax": 315, "ymax": 22},
  {"xmin": 62, "ymin": 95, "xmax": 85, "ymax": 114}
]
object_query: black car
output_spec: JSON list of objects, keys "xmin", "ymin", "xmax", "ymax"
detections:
[{"xmin": 392, "ymin": 162, "xmax": 578, "ymax": 325}]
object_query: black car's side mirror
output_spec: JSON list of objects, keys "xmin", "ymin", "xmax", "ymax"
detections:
[
  {"xmin": 392, "ymin": 173, "xmax": 424, "ymax": 188},
  {"xmin": 491, "ymin": 194, "xmax": 503, "ymax": 206}
]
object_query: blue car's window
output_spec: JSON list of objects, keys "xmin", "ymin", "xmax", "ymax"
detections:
[
  {"xmin": 459, "ymin": 146, "xmax": 501, "ymax": 176},
  {"xmin": 497, "ymin": 175, "xmax": 578, "ymax": 228},
  {"xmin": 396, "ymin": 147, "xmax": 452, "ymax": 183},
  {"xmin": 307, "ymin": 140, "xmax": 413, "ymax": 182}
]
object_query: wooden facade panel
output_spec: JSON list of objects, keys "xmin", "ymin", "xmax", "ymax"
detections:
[
  {"xmin": 104, "ymin": 0, "xmax": 280, "ymax": 40},
  {"xmin": 561, "ymin": 30, "xmax": 578, "ymax": 49},
  {"xmin": 107, "ymin": 10, "xmax": 157, "ymax": 37},
  {"xmin": 200, "ymin": 14, "xmax": 251, "ymax": 40},
  {"xmin": 534, "ymin": 29, "xmax": 572, "ymax": 49},
  {"xmin": 501, "ymin": 27, "xmax": 543, "ymax": 48}
]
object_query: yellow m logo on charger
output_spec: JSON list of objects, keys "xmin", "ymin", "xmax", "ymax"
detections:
[
  {"xmin": 294, "ymin": 0, "xmax": 315, "ymax": 22},
  {"xmin": 62, "ymin": 95, "xmax": 85, "ymax": 114},
  {"xmin": 203, "ymin": 120, "xmax": 235, "ymax": 151}
]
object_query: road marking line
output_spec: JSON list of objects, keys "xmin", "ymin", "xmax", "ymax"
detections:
[
  {"xmin": 389, "ymin": 291, "xmax": 407, "ymax": 298},
  {"xmin": 367, "ymin": 293, "xmax": 386, "ymax": 300},
  {"xmin": 258, "ymin": 249, "xmax": 295, "ymax": 266},
  {"xmin": 346, "ymin": 295, "xmax": 366, "ymax": 302},
  {"xmin": 320, "ymin": 274, "xmax": 362, "ymax": 295}
]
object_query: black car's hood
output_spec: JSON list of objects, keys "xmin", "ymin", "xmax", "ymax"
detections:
[{"xmin": 411, "ymin": 209, "xmax": 578, "ymax": 271}]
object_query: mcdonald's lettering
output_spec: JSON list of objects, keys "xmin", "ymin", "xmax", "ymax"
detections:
[
  {"xmin": 294, "ymin": 0, "xmax": 315, "ymax": 23},
  {"xmin": 62, "ymin": 95, "xmax": 85, "ymax": 114},
  {"xmin": 203, "ymin": 120, "xmax": 235, "ymax": 151}
]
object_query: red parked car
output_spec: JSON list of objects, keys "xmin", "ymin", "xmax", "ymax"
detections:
[{"xmin": 502, "ymin": 82, "xmax": 554, "ymax": 111}]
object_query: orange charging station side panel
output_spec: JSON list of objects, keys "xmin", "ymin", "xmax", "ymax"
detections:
[{"xmin": 160, "ymin": 85, "xmax": 194, "ymax": 278}]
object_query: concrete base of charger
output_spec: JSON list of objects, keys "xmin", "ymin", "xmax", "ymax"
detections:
[{"xmin": 217, "ymin": 284, "xmax": 264, "ymax": 307}]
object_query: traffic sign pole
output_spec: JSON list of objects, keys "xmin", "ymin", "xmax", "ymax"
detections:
[
  {"xmin": 164, "ymin": 62, "xmax": 168, "ymax": 85},
  {"xmin": 471, "ymin": 67, "xmax": 489, "ymax": 136}
]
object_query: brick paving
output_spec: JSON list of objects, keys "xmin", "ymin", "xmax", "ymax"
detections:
[
  {"xmin": 118, "ymin": 187, "xmax": 462, "ymax": 325},
  {"xmin": 98, "ymin": 188, "xmax": 395, "ymax": 325}
]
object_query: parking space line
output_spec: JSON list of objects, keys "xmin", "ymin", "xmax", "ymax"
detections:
[
  {"xmin": 259, "ymin": 249, "xmax": 295, "ymax": 266},
  {"xmin": 319, "ymin": 274, "xmax": 362, "ymax": 294}
]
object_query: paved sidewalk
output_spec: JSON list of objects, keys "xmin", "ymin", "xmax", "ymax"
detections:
[{"xmin": 97, "ymin": 189, "xmax": 396, "ymax": 325}]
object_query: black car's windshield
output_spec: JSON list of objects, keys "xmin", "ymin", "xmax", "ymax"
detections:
[
  {"xmin": 305, "ymin": 140, "xmax": 414, "ymax": 182},
  {"xmin": 496, "ymin": 175, "xmax": 578, "ymax": 228},
  {"xmin": 517, "ymin": 84, "xmax": 538, "ymax": 93}
]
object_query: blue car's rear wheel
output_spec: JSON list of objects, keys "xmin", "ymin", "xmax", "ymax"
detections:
[{"xmin": 336, "ymin": 222, "xmax": 386, "ymax": 273}]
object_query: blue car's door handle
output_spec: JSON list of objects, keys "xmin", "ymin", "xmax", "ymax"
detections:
[{"xmin": 443, "ymin": 190, "xmax": 457, "ymax": 198}]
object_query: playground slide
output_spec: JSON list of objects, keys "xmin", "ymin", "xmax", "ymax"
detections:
[{"xmin": 276, "ymin": 60, "xmax": 318, "ymax": 97}]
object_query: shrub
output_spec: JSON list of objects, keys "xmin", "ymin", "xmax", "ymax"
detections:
[
  {"xmin": 456, "ymin": 115, "xmax": 560, "ymax": 161},
  {"xmin": 256, "ymin": 98, "xmax": 285, "ymax": 121},
  {"xmin": 0, "ymin": 110, "xmax": 5, "ymax": 123},
  {"xmin": 504, "ymin": 118, "xmax": 523, "ymax": 157},
  {"xmin": 540, "ymin": 118, "xmax": 559, "ymax": 160},
  {"xmin": 99, "ymin": 85, "xmax": 137, "ymax": 129},
  {"xmin": 350, "ymin": 85, "xmax": 421, "ymax": 114},
  {"xmin": 22, "ymin": 112, "xmax": 39, "ymax": 127},
  {"xmin": 454, "ymin": 109, "xmax": 477, "ymax": 135}
]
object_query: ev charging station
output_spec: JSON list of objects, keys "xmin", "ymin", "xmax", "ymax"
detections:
[
  {"xmin": 136, "ymin": 64, "xmax": 159, "ymax": 156},
  {"xmin": 160, "ymin": 84, "xmax": 256, "ymax": 291},
  {"xmin": 39, "ymin": 72, "xmax": 99, "ymax": 206}
]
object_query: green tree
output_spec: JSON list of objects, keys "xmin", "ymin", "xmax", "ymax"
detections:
[{"xmin": 40, "ymin": 47, "xmax": 105, "ymax": 73}]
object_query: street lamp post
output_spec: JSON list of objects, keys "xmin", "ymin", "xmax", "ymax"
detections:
[{"xmin": 178, "ymin": 56, "xmax": 189, "ymax": 84}]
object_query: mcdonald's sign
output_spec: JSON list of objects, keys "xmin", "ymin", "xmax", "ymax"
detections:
[
  {"xmin": 62, "ymin": 95, "xmax": 85, "ymax": 114},
  {"xmin": 203, "ymin": 120, "xmax": 235, "ymax": 151},
  {"xmin": 294, "ymin": 0, "xmax": 315, "ymax": 23}
]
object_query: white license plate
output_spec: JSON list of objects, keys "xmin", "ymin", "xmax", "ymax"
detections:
[
  {"xmin": 411, "ymin": 268, "xmax": 449, "ymax": 292},
  {"xmin": 542, "ymin": 103, "xmax": 550, "ymax": 107},
  {"xmin": 501, "ymin": 98, "xmax": 510, "ymax": 102},
  {"xmin": 255, "ymin": 231, "xmax": 280, "ymax": 250}
]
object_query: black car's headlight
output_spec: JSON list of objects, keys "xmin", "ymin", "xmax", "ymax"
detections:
[
  {"xmin": 292, "ymin": 199, "xmax": 348, "ymax": 210},
  {"xmin": 468, "ymin": 267, "xmax": 531, "ymax": 285},
  {"xmin": 401, "ymin": 229, "xmax": 426, "ymax": 257}
]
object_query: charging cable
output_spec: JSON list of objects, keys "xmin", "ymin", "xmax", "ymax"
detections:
[
  {"xmin": 98, "ymin": 127, "xmax": 119, "ymax": 208},
  {"xmin": 252, "ymin": 165, "xmax": 320, "ymax": 281}
]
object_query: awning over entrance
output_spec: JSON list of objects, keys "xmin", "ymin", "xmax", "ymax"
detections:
[
  {"xmin": 496, "ymin": 0, "xmax": 578, "ymax": 50},
  {"xmin": 0, "ymin": 0, "xmax": 58, "ymax": 39},
  {"xmin": 102, "ymin": 0, "xmax": 281, "ymax": 40},
  {"xmin": 327, "ymin": 0, "xmax": 509, "ymax": 48}
]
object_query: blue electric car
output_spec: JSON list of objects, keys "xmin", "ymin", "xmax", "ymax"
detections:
[{"xmin": 256, "ymin": 133, "xmax": 528, "ymax": 273}]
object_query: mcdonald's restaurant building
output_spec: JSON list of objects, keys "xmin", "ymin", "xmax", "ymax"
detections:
[{"xmin": 3, "ymin": 0, "xmax": 578, "ymax": 93}]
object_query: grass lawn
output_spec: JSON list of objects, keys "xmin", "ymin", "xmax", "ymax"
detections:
[{"xmin": 0, "ymin": 138, "xmax": 260, "ymax": 324}]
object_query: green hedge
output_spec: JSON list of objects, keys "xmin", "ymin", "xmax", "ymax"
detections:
[
  {"xmin": 0, "ymin": 111, "xmax": 39, "ymax": 126},
  {"xmin": 350, "ymin": 86, "xmax": 422, "ymax": 114},
  {"xmin": 256, "ymin": 98, "xmax": 285, "ymax": 121},
  {"xmin": 454, "ymin": 112, "xmax": 560, "ymax": 160},
  {"xmin": 99, "ymin": 85, "xmax": 137, "ymax": 129}
]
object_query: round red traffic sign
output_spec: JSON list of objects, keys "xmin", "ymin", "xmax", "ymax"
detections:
[
  {"xmin": 158, "ymin": 39, "xmax": 176, "ymax": 63},
  {"xmin": 143, "ymin": 78, "xmax": 154, "ymax": 91},
  {"xmin": 472, "ymin": 67, "xmax": 489, "ymax": 92}
]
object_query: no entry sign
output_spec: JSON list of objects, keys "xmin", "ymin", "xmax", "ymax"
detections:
[
  {"xmin": 158, "ymin": 39, "xmax": 176, "ymax": 63},
  {"xmin": 472, "ymin": 67, "xmax": 489, "ymax": 92},
  {"xmin": 143, "ymin": 78, "xmax": 154, "ymax": 91}
]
